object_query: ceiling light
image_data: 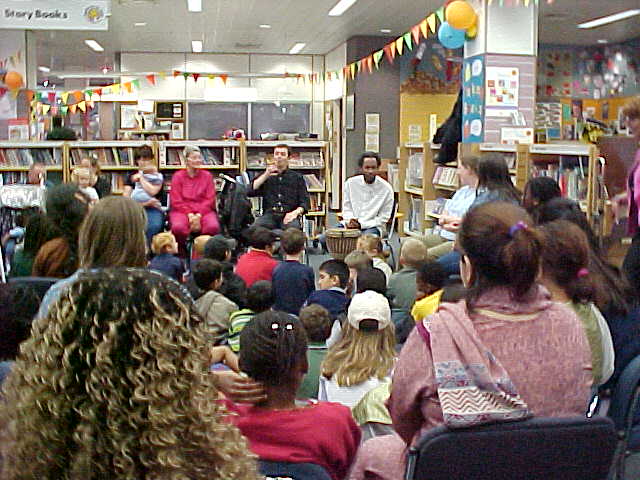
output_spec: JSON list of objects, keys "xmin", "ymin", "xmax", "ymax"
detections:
[
  {"xmin": 38, "ymin": 66, "xmax": 50, "ymax": 73},
  {"xmin": 328, "ymin": 0, "xmax": 358, "ymax": 16},
  {"xmin": 134, "ymin": 22, "xmax": 147, "ymax": 27},
  {"xmin": 578, "ymin": 9, "xmax": 640, "ymax": 29},
  {"xmin": 289, "ymin": 43, "xmax": 306, "ymax": 54},
  {"xmin": 259, "ymin": 24, "xmax": 271, "ymax": 29},
  {"xmin": 597, "ymin": 39, "xmax": 609, "ymax": 44},
  {"xmin": 187, "ymin": 0, "xmax": 202, "ymax": 12},
  {"xmin": 380, "ymin": 29, "xmax": 391, "ymax": 33},
  {"xmin": 84, "ymin": 39, "xmax": 104, "ymax": 52},
  {"xmin": 192, "ymin": 40, "xmax": 203, "ymax": 53}
]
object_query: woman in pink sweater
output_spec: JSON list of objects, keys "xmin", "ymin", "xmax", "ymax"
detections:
[
  {"xmin": 169, "ymin": 145, "xmax": 220, "ymax": 247},
  {"xmin": 349, "ymin": 202, "xmax": 592, "ymax": 480}
]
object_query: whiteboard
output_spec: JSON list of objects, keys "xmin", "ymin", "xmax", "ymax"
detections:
[
  {"xmin": 250, "ymin": 103, "xmax": 311, "ymax": 139},
  {"xmin": 188, "ymin": 102, "xmax": 248, "ymax": 140}
]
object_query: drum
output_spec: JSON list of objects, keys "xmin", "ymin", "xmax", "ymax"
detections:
[{"xmin": 325, "ymin": 228, "xmax": 360, "ymax": 260}]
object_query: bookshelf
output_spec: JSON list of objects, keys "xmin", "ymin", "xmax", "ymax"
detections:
[
  {"xmin": 478, "ymin": 143, "xmax": 530, "ymax": 191},
  {"xmin": 0, "ymin": 142, "xmax": 66, "ymax": 185},
  {"xmin": 398, "ymin": 143, "xmax": 435, "ymax": 236},
  {"xmin": 244, "ymin": 141, "xmax": 329, "ymax": 239},
  {"xmin": 117, "ymin": 130, "xmax": 171, "ymax": 141}
]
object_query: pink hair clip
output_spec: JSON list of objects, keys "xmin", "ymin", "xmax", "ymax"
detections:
[
  {"xmin": 577, "ymin": 268, "xmax": 589, "ymax": 278},
  {"xmin": 509, "ymin": 221, "xmax": 529, "ymax": 238}
]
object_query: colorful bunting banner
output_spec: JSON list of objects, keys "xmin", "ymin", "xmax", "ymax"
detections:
[
  {"xmin": 373, "ymin": 50, "xmax": 384, "ymax": 68},
  {"xmin": 146, "ymin": 74, "xmax": 156, "ymax": 86},
  {"xmin": 78, "ymin": 101, "xmax": 86, "ymax": 113},
  {"xmin": 69, "ymin": 104, "xmax": 77, "ymax": 114},
  {"xmin": 395, "ymin": 37, "xmax": 404, "ymax": 56},
  {"xmin": 411, "ymin": 25, "xmax": 421, "ymax": 45},
  {"xmin": 427, "ymin": 13, "xmax": 437, "ymax": 34},
  {"xmin": 403, "ymin": 32, "xmax": 413, "ymax": 51},
  {"xmin": 420, "ymin": 19, "xmax": 429, "ymax": 38}
]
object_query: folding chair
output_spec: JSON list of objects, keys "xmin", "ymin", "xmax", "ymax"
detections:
[{"xmin": 405, "ymin": 416, "xmax": 617, "ymax": 480}]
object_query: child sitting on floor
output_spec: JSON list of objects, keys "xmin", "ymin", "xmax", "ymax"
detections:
[
  {"xmin": 344, "ymin": 250, "xmax": 374, "ymax": 297},
  {"xmin": 226, "ymin": 310, "xmax": 361, "ymax": 480},
  {"xmin": 357, "ymin": 234, "xmax": 393, "ymax": 283},
  {"xmin": 228, "ymin": 280, "xmax": 275, "ymax": 353},
  {"xmin": 305, "ymin": 259, "xmax": 350, "ymax": 320},
  {"xmin": 149, "ymin": 232, "xmax": 184, "ymax": 282},
  {"xmin": 272, "ymin": 228, "xmax": 315, "ymax": 315},
  {"xmin": 411, "ymin": 259, "xmax": 447, "ymax": 323},
  {"xmin": 297, "ymin": 304, "xmax": 333, "ymax": 399}
]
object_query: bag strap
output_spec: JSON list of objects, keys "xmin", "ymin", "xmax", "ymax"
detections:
[{"xmin": 415, "ymin": 319, "xmax": 430, "ymax": 344}]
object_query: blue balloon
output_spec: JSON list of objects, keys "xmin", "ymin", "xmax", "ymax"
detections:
[{"xmin": 438, "ymin": 21, "xmax": 466, "ymax": 49}]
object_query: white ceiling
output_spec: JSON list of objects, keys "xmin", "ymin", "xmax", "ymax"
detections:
[{"xmin": 34, "ymin": 0, "xmax": 640, "ymax": 74}]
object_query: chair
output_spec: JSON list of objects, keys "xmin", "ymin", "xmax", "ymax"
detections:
[
  {"xmin": 608, "ymin": 354, "xmax": 640, "ymax": 479},
  {"xmin": 259, "ymin": 460, "xmax": 332, "ymax": 480},
  {"xmin": 8, "ymin": 276, "xmax": 58, "ymax": 300},
  {"xmin": 404, "ymin": 416, "xmax": 617, "ymax": 480}
]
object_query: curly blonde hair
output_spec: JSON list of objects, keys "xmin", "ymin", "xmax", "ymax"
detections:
[
  {"xmin": 321, "ymin": 322, "xmax": 395, "ymax": 387},
  {"xmin": 0, "ymin": 268, "xmax": 257, "ymax": 480}
]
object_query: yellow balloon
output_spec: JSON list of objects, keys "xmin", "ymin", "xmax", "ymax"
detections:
[
  {"xmin": 466, "ymin": 23, "xmax": 478, "ymax": 39},
  {"xmin": 446, "ymin": 0, "xmax": 477, "ymax": 30}
]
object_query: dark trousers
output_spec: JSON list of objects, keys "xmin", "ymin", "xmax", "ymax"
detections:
[
  {"xmin": 623, "ymin": 232, "xmax": 640, "ymax": 295},
  {"xmin": 252, "ymin": 211, "xmax": 301, "ymax": 231}
]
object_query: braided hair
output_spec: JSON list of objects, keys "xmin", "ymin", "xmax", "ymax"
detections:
[{"xmin": 239, "ymin": 311, "xmax": 307, "ymax": 387}]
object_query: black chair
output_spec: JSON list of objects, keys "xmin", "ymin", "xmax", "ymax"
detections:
[
  {"xmin": 8, "ymin": 276, "xmax": 57, "ymax": 300},
  {"xmin": 608, "ymin": 354, "xmax": 640, "ymax": 479},
  {"xmin": 404, "ymin": 416, "xmax": 617, "ymax": 480},
  {"xmin": 259, "ymin": 460, "xmax": 331, "ymax": 480}
]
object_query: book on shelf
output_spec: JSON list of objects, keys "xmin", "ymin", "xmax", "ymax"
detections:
[
  {"xmin": 0, "ymin": 148, "xmax": 62, "ymax": 167},
  {"xmin": 406, "ymin": 152, "xmax": 424, "ymax": 187},
  {"xmin": 425, "ymin": 198, "xmax": 447, "ymax": 217},
  {"xmin": 247, "ymin": 151, "xmax": 324, "ymax": 168},
  {"xmin": 387, "ymin": 164, "xmax": 399, "ymax": 192},
  {"xmin": 408, "ymin": 196, "xmax": 423, "ymax": 232},
  {"xmin": 531, "ymin": 163, "xmax": 587, "ymax": 202},
  {"xmin": 70, "ymin": 147, "xmax": 132, "ymax": 167},
  {"xmin": 433, "ymin": 166, "xmax": 458, "ymax": 187},
  {"xmin": 303, "ymin": 173, "xmax": 325, "ymax": 190},
  {"xmin": 106, "ymin": 172, "xmax": 131, "ymax": 193},
  {"xmin": 166, "ymin": 148, "xmax": 185, "ymax": 166},
  {"xmin": 308, "ymin": 193, "xmax": 324, "ymax": 212},
  {"xmin": 303, "ymin": 218, "xmax": 318, "ymax": 238}
]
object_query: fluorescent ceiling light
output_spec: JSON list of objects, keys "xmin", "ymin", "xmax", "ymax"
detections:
[
  {"xmin": 578, "ymin": 9, "xmax": 640, "ymax": 29},
  {"xmin": 134, "ymin": 22, "xmax": 147, "ymax": 27},
  {"xmin": 259, "ymin": 24, "xmax": 271, "ymax": 29},
  {"xmin": 84, "ymin": 39, "xmax": 104, "ymax": 52},
  {"xmin": 597, "ymin": 39, "xmax": 608, "ymax": 44},
  {"xmin": 289, "ymin": 43, "xmax": 306, "ymax": 54},
  {"xmin": 192, "ymin": 40, "xmax": 203, "ymax": 53},
  {"xmin": 380, "ymin": 29, "xmax": 391, "ymax": 33},
  {"xmin": 328, "ymin": 0, "xmax": 358, "ymax": 16},
  {"xmin": 38, "ymin": 66, "xmax": 50, "ymax": 72},
  {"xmin": 187, "ymin": 0, "xmax": 202, "ymax": 12}
]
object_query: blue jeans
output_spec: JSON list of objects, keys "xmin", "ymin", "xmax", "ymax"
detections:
[
  {"xmin": 145, "ymin": 207, "xmax": 165, "ymax": 245},
  {"xmin": 437, "ymin": 250, "xmax": 461, "ymax": 276}
]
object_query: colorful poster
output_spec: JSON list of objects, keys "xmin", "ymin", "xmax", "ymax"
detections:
[
  {"xmin": 462, "ymin": 55, "xmax": 485, "ymax": 143},
  {"xmin": 486, "ymin": 67, "xmax": 519, "ymax": 108}
]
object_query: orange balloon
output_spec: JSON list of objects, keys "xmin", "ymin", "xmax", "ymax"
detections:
[
  {"xmin": 4, "ymin": 71, "xmax": 23, "ymax": 90},
  {"xmin": 446, "ymin": 1, "xmax": 477, "ymax": 30}
]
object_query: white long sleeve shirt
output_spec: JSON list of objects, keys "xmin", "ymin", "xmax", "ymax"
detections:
[{"xmin": 342, "ymin": 175, "xmax": 394, "ymax": 230}]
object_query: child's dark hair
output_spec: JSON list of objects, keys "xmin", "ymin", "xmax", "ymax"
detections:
[
  {"xmin": 23, "ymin": 212, "xmax": 56, "ymax": 257},
  {"xmin": 299, "ymin": 304, "xmax": 332, "ymax": 343},
  {"xmin": 192, "ymin": 259, "xmax": 223, "ymax": 291},
  {"xmin": 280, "ymin": 228, "xmax": 306, "ymax": 255},
  {"xmin": 0, "ymin": 282, "xmax": 44, "ymax": 360},
  {"xmin": 239, "ymin": 310, "xmax": 307, "ymax": 386},
  {"xmin": 536, "ymin": 198, "xmax": 599, "ymax": 253},
  {"xmin": 247, "ymin": 226, "xmax": 277, "ymax": 250},
  {"xmin": 417, "ymin": 260, "xmax": 448, "ymax": 291},
  {"xmin": 319, "ymin": 259, "xmax": 350, "ymax": 289},
  {"xmin": 524, "ymin": 177, "xmax": 561, "ymax": 208},
  {"xmin": 477, "ymin": 153, "xmax": 521, "ymax": 204},
  {"xmin": 356, "ymin": 267, "xmax": 387, "ymax": 295},
  {"xmin": 203, "ymin": 236, "xmax": 230, "ymax": 262},
  {"xmin": 246, "ymin": 280, "xmax": 275, "ymax": 313},
  {"xmin": 458, "ymin": 202, "xmax": 542, "ymax": 309},
  {"xmin": 133, "ymin": 145, "xmax": 154, "ymax": 162},
  {"xmin": 539, "ymin": 220, "xmax": 594, "ymax": 304}
]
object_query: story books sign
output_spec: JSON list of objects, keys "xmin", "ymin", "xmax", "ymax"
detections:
[{"xmin": 0, "ymin": 0, "xmax": 110, "ymax": 31}]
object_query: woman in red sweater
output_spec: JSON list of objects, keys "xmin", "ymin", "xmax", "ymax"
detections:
[
  {"xmin": 225, "ymin": 310, "xmax": 361, "ymax": 480},
  {"xmin": 169, "ymin": 145, "xmax": 220, "ymax": 248}
]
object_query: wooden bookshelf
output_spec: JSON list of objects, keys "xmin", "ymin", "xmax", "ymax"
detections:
[{"xmin": 0, "ymin": 141, "xmax": 66, "ymax": 184}]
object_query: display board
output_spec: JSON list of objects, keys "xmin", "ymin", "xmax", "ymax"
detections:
[
  {"xmin": 187, "ymin": 102, "xmax": 248, "ymax": 140},
  {"xmin": 250, "ymin": 103, "xmax": 310, "ymax": 139}
]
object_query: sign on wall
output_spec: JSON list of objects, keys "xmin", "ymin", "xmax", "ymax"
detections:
[{"xmin": 0, "ymin": 1, "xmax": 110, "ymax": 31}]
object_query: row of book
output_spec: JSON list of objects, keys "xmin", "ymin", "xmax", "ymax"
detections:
[
  {"xmin": 163, "ymin": 147, "xmax": 239, "ymax": 167},
  {"xmin": 406, "ymin": 153, "xmax": 424, "ymax": 187},
  {"xmin": 302, "ymin": 174, "xmax": 325, "ymax": 190},
  {"xmin": 247, "ymin": 151, "xmax": 324, "ymax": 168},
  {"xmin": 0, "ymin": 148, "xmax": 63, "ymax": 167},
  {"xmin": 432, "ymin": 166, "xmax": 458, "ymax": 188},
  {"xmin": 532, "ymin": 165, "xmax": 588, "ymax": 201},
  {"xmin": 0, "ymin": 171, "xmax": 63, "ymax": 185},
  {"xmin": 70, "ymin": 147, "xmax": 132, "ymax": 167}
]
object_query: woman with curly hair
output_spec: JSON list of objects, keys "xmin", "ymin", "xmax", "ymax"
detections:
[{"xmin": 0, "ymin": 268, "xmax": 257, "ymax": 479}]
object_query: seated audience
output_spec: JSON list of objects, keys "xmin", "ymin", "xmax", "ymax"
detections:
[
  {"xmin": 387, "ymin": 239, "xmax": 428, "ymax": 314},
  {"xmin": 149, "ymin": 232, "xmax": 184, "ymax": 282},
  {"xmin": 297, "ymin": 304, "xmax": 333, "ymax": 399},
  {"xmin": 349, "ymin": 202, "xmax": 591, "ymax": 480},
  {"xmin": 272, "ymin": 228, "xmax": 315, "ymax": 315},
  {"xmin": 32, "ymin": 184, "xmax": 89, "ymax": 278},
  {"xmin": 79, "ymin": 154, "xmax": 111, "ymax": 198},
  {"xmin": 71, "ymin": 166, "xmax": 99, "ymax": 205},
  {"xmin": 411, "ymin": 260, "xmax": 448, "ymax": 323},
  {"xmin": 193, "ymin": 259, "xmax": 238, "ymax": 345},
  {"xmin": 227, "ymin": 310, "xmax": 361, "ymax": 480},
  {"xmin": 522, "ymin": 176, "xmax": 561, "ymax": 223},
  {"xmin": 9, "ymin": 212, "xmax": 55, "ymax": 278},
  {"xmin": 235, "ymin": 226, "xmax": 278, "ymax": 287},
  {"xmin": 344, "ymin": 250, "xmax": 374, "ymax": 297},
  {"xmin": 0, "ymin": 268, "xmax": 256, "ymax": 479},
  {"xmin": 356, "ymin": 234, "xmax": 392, "ymax": 283},
  {"xmin": 538, "ymin": 220, "xmax": 614, "ymax": 386},
  {"xmin": 354, "ymin": 266, "xmax": 387, "ymax": 296},
  {"xmin": 320, "ymin": 290, "xmax": 396, "ymax": 408},
  {"xmin": 2, "ymin": 212, "xmax": 26, "ymax": 269},
  {"xmin": 228, "ymin": 280, "xmax": 275, "ymax": 353},
  {"xmin": 305, "ymin": 259, "xmax": 350, "ymax": 319}
]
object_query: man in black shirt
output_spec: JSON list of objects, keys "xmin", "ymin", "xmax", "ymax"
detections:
[{"xmin": 248, "ymin": 144, "xmax": 310, "ymax": 230}]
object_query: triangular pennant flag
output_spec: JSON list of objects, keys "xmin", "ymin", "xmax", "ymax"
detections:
[
  {"xmin": 61, "ymin": 106, "xmax": 68, "ymax": 115},
  {"xmin": 436, "ymin": 7, "xmax": 445, "ymax": 24},
  {"xmin": 159, "ymin": 71, "xmax": 167, "ymax": 80},
  {"xmin": 390, "ymin": 40, "xmax": 397, "ymax": 58},
  {"xmin": 220, "ymin": 74, "xmax": 228, "ymax": 85},
  {"xmin": 396, "ymin": 37, "xmax": 404, "ymax": 56},
  {"xmin": 87, "ymin": 100, "xmax": 95, "ymax": 109},
  {"xmin": 343, "ymin": 66, "xmax": 349, "ymax": 79},
  {"xmin": 51, "ymin": 106, "xmax": 58, "ymax": 115},
  {"xmin": 42, "ymin": 104, "xmax": 51, "ymax": 115},
  {"xmin": 358, "ymin": 59, "xmax": 365, "ymax": 72},
  {"xmin": 35, "ymin": 92, "xmax": 43, "ymax": 101},
  {"xmin": 182, "ymin": 72, "xmax": 189, "ymax": 79},
  {"xmin": 94, "ymin": 88, "xmax": 102, "ymax": 97},
  {"xmin": 48, "ymin": 92, "xmax": 56, "ymax": 103},
  {"xmin": 85, "ymin": 89, "xmax": 93, "ymax": 97},
  {"xmin": 123, "ymin": 82, "xmax": 133, "ymax": 93},
  {"xmin": 373, "ymin": 50, "xmax": 384, "ymax": 68},
  {"xmin": 74, "ymin": 90, "xmax": 83, "ymax": 102},
  {"xmin": 112, "ymin": 83, "xmax": 121, "ymax": 94},
  {"xmin": 383, "ymin": 45, "xmax": 394, "ymax": 64},
  {"xmin": 192, "ymin": 73, "xmax": 200, "ymax": 82},
  {"xmin": 349, "ymin": 63, "xmax": 356, "ymax": 79},
  {"xmin": 78, "ymin": 101, "xmax": 86, "ymax": 113},
  {"xmin": 173, "ymin": 70, "xmax": 181, "ymax": 78},
  {"xmin": 420, "ymin": 19, "xmax": 428, "ymax": 38},
  {"xmin": 427, "ymin": 14, "xmax": 437, "ymax": 33},
  {"xmin": 85, "ymin": 92, "xmax": 91, "ymax": 102},
  {"xmin": 207, "ymin": 74, "xmax": 216, "ymax": 80},
  {"xmin": 61, "ymin": 91, "xmax": 70, "ymax": 104},
  {"xmin": 412, "ymin": 25, "xmax": 421, "ymax": 45},
  {"xmin": 70, "ymin": 104, "xmax": 77, "ymax": 114},
  {"xmin": 366, "ymin": 56, "xmax": 373, "ymax": 73},
  {"xmin": 404, "ymin": 32, "xmax": 413, "ymax": 51},
  {"xmin": 132, "ymin": 79, "xmax": 140, "ymax": 90},
  {"xmin": 146, "ymin": 74, "xmax": 156, "ymax": 86}
]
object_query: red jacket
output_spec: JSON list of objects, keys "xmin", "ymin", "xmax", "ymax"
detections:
[{"xmin": 235, "ymin": 249, "xmax": 278, "ymax": 287}]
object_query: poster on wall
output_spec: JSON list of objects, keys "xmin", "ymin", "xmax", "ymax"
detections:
[
  {"xmin": 486, "ymin": 67, "xmax": 519, "ymax": 108},
  {"xmin": 365, "ymin": 113, "xmax": 380, "ymax": 153},
  {"xmin": 462, "ymin": 55, "xmax": 485, "ymax": 143}
]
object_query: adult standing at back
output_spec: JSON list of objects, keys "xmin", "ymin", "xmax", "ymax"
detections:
[
  {"xmin": 169, "ymin": 145, "xmax": 220, "ymax": 249},
  {"xmin": 342, "ymin": 152, "xmax": 394, "ymax": 237},
  {"xmin": 248, "ymin": 144, "xmax": 310, "ymax": 230}
]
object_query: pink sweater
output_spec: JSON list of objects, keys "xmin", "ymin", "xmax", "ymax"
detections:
[
  {"xmin": 389, "ymin": 286, "xmax": 592, "ymax": 445},
  {"xmin": 170, "ymin": 169, "xmax": 216, "ymax": 215},
  {"xmin": 627, "ymin": 149, "xmax": 640, "ymax": 236}
]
